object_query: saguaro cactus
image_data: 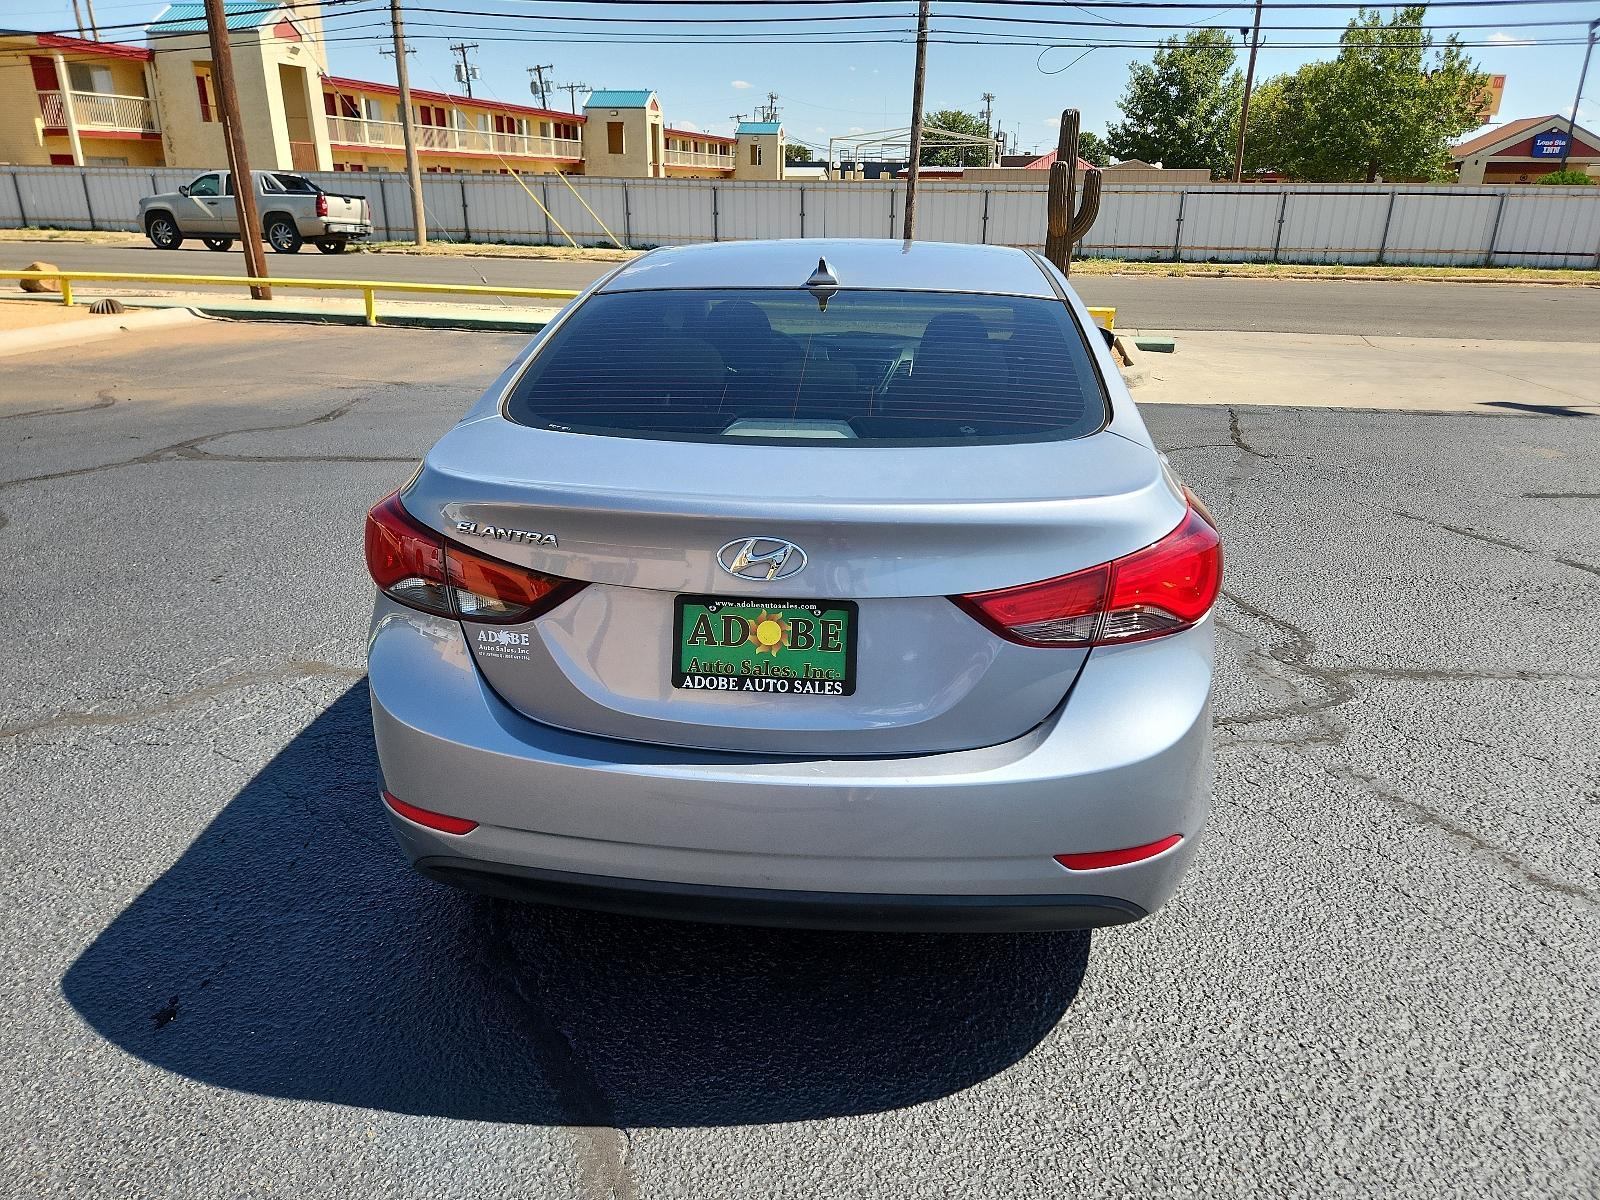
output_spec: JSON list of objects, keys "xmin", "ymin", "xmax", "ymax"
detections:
[{"xmin": 1043, "ymin": 108, "xmax": 1102, "ymax": 276}]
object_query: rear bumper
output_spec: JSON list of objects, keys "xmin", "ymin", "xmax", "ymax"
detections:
[
  {"xmin": 368, "ymin": 600, "xmax": 1213, "ymax": 928},
  {"xmin": 416, "ymin": 858, "xmax": 1145, "ymax": 932},
  {"xmin": 317, "ymin": 221, "xmax": 371, "ymax": 238}
]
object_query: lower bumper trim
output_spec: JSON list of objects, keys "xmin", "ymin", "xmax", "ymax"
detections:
[{"xmin": 414, "ymin": 857, "xmax": 1147, "ymax": 933}]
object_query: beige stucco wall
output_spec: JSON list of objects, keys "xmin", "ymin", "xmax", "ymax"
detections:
[
  {"xmin": 579, "ymin": 100, "xmax": 661, "ymax": 178},
  {"xmin": 732, "ymin": 131, "xmax": 783, "ymax": 180},
  {"xmin": 0, "ymin": 47, "xmax": 49, "ymax": 165}
]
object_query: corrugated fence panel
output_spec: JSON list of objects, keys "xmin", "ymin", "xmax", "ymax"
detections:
[
  {"xmin": 813, "ymin": 183, "xmax": 897, "ymax": 239},
  {"xmin": 912, "ymin": 185, "xmax": 987, "ymax": 245},
  {"xmin": 1491, "ymin": 189, "xmax": 1600, "ymax": 268},
  {"xmin": 1277, "ymin": 190, "xmax": 1390, "ymax": 263},
  {"xmin": 708, "ymin": 181, "xmax": 788, "ymax": 241},
  {"xmin": 1086, "ymin": 187, "xmax": 1183, "ymax": 259},
  {"xmin": 1387, "ymin": 190, "xmax": 1499, "ymax": 266},
  {"xmin": 3, "ymin": 166, "xmax": 1599, "ymax": 269},
  {"xmin": 1179, "ymin": 188, "xmax": 1282, "ymax": 261},
  {"xmin": 630, "ymin": 180, "xmax": 714, "ymax": 245},
  {"xmin": 984, "ymin": 185, "xmax": 1048, "ymax": 248}
]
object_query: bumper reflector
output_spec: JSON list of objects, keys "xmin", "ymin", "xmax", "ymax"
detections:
[
  {"xmin": 1055, "ymin": 834, "xmax": 1182, "ymax": 871},
  {"xmin": 382, "ymin": 790, "xmax": 478, "ymax": 836}
]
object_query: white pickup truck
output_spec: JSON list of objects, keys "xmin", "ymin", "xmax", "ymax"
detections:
[{"xmin": 138, "ymin": 169, "xmax": 373, "ymax": 254}]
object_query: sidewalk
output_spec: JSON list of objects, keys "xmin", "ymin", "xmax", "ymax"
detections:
[
  {"xmin": 1132, "ymin": 328, "xmax": 1600, "ymax": 415},
  {"xmin": 60, "ymin": 287, "xmax": 561, "ymax": 332}
]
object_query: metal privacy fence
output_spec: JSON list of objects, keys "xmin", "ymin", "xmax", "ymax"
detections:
[{"xmin": 3, "ymin": 165, "xmax": 1599, "ymax": 268}]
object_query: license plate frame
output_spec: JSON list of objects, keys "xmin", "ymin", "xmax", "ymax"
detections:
[{"xmin": 672, "ymin": 595, "xmax": 858, "ymax": 697}]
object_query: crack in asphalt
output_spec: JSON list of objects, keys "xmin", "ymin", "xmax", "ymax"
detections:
[
  {"xmin": 1228, "ymin": 407, "xmax": 1276, "ymax": 460},
  {"xmin": 1216, "ymin": 590, "xmax": 1596, "ymax": 906},
  {"xmin": 1523, "ymin": 492, "xmax": 1600, "ymax": 499},
  {"xmin": 474, "ymin": 903, "xmax": 640, "ymax": 1200},
  {"xmin": 0, "ymin": 388, "xmax": 119, "ymax": 421},
  {"xmin": 1396, "ymin": 509, "xmax": 1600, "ymax": 580},
  {"xmin": 0, "ymin": 394, "xmax": 370, "ymax": 494},
  {"xmin": 0, "ymin": 661, "xmax": 367, "ymax": 741}
]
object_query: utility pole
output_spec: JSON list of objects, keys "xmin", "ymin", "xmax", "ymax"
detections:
[
  {"xmin": 69, "ymin": 0, "xmax": 86, "ymax": 38},
  {"xmin": 558, "ymin": 81, "xmax": 589, "ymax": 113},
  {"xmin": 82, "ymin": 0, "xmax": 101, "ymax": 39},
  {"xmin": 1231, "ymin": 0, "xmax": 1265, "ymax": 183},
  {"xmin": 387, "ymin": 0, "xmax": 427, "ymax": 246},
  {"xmin": 203, "ymin": 0, "xmax": 269, "ymax": 299},
  {"xmin": 981, "ymin": 92, "xmax": 996, "ymax": 165},
  {"xmin": 527, "ymin": 63, "xmax": 553, "ymax": 108},
  {"xmin": 1559, "ymin": 18, "xmax": 1599, "ymax": 173},
  {"xmin": 902, "ymin": 0, "xmax": 931, "ymax": 240},
  {"xmin": 450, "ymin": 41, "xmax": 480, "ymax": 98}
]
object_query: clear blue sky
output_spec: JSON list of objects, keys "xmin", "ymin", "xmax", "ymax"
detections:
[{"xmin": 16, "ymin": 0, "xmax": 1598, "ymax": 157}]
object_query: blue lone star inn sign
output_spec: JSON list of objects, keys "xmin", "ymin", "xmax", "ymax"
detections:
[{"xmin": 1530, "ymin": 130, "xmax": 1570, "ymax": 159}]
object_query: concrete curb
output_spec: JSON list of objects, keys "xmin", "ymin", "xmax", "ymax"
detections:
[
  {"xmin": 0, "ymin": 305, "xmax": 199, "ymax": 360},
  {"xmin": 103, "ymin": 292, "xmax": 555, "ymax": 334},
  {"xmin": 1115, "ymin": 332, "xmax": 1152, "ymax": 388}
]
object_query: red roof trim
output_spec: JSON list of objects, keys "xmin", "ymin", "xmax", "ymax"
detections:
[
  {"xmin": 35, "ymin": 32, "xmax": 152, "ymax": 61},
  {"xmin": 665, "ymin": 127, "xmax": 735, "ymax": 145},
  {"xmin": 324, "ymin": 76, "xmax": 583, "ymax": 123}
]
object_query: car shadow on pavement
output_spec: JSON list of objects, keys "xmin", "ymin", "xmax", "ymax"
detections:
[{"xmin": 62, "ymin": 681, "xmax": 1089, "ymax": 1127}]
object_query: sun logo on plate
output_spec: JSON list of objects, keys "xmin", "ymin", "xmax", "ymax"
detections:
[{"xmin": 747, "ymin": 611, "xmax": 791, "ymax": 655}]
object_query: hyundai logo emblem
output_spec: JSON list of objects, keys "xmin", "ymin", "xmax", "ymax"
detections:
[{"xmin": 717, "ymin": 537, "xmax": 807, "ymax": 582}]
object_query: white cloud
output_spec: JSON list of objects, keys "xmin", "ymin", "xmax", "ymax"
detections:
[
  {"xmin": 677, "ymin": 120, "xmax": 702, "ymax": 133},
  {"xmin": 848, "ymin": 126, "xmax": 864, "ymax": 135},
  {"xmin": 731, "ymin": 80, "xmax": 752, "ymax": 89},
  {"xmin": 1486, "ymin": 31, "xmax": 1532, "ymax": 45}
]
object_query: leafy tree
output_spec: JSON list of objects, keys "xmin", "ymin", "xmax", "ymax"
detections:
[
  {"xmin": 1076, "ymin": 130, "xmax": 1112, "ymax": 167},
  {"xmin": 1106, "ymin": 30, "xmax": 1243, "ymax": 178},
  {"xmin": 1535, "ymin": 169, "xmax": 1594, "ymax": 185},
  {"xmin": 1244, "ymin": 6, "xmax": 1487, "ymax": 182},
  {"xmin": 921, "ymin": 109, "xmax": 995, "ymax": 166},
  {"xmin": 783, "ymin": 143, "xmax": 816, "ymax": 165}
]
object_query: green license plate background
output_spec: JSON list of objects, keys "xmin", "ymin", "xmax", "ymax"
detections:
[{"xmin": 673, "ymin": 597, "xmax": 857, "ymax": 697}]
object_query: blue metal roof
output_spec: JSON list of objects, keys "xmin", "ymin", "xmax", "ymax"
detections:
[
  {"xmin": 736, "ymin": 121, "xmax": 783, "ymax": 136},
  {"xmin": 147, "ymin": 1, "xmax": 280, "ymax": 34},
  {"xmin": 585, "ymin": 90, "xmax": 655, "ymax": 109}
]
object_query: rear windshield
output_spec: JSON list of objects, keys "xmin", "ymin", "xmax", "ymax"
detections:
[{"xmin": 503, "ymin": 288, "xmax": 1108, "ymax": 445}]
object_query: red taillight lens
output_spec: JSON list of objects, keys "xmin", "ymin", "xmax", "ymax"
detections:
[
  {"xmin": 316, "ymin": 192, "xmax": 328, "ymax": 217},
  {"xmin": 1055, "ymin": 834, "xmax": 1182, "ymax": 871},
  {"xmin": 364, "ymin": 491, "xmax": 582, "ymax": 623},
  {"xmin": 382, "ymin": 790, "xmax": 477, "ymax": 835},
  {"xmin": 956, "ymin": 503, "xmax": 1221, "ymax": 648}
]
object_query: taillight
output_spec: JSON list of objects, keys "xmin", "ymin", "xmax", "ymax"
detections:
[
  {"xmin": 956, "ymin": 503, "xmax": 1221, "ymax": 648},
  {"xmin": 315, "ymin": 192, "xmax": 328, "ymax": 217},
  {"xmin": 364, "ymin": 491, "xmax": 582, "ymax": 623}
]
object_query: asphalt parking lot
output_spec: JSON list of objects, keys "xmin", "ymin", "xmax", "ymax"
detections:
[{"xmin": 1, "ymin": 321, "xmax": 1596, "ymax": 1199}]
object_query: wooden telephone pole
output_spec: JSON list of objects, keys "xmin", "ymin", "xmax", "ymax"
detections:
[
  {"xmin": 203, "ymin": 0, "xmax": 269, "ymax": 299},
  {"xmin": 1231, "ymin": 0, "xmax": 1265, "ymax": 183},
  {"xmin": 389, "ymin": 0, "xmax": 428, "ymax": 245},
  {"xmin": 902, "ymin": 0, "xmax": 931, "ymax": 240}
]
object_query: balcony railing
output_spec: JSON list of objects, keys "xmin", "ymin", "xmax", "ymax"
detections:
[
  {"xmin": 39, "ymin": 90, "xmax": 159, "ymax": 134},
  {"xmin": 327, "ymin": 115, "xmax": 582, "ymax": 160},
  {"xmin": 663, "ymin": 148, "xmax": 736, "ymax": 170}
]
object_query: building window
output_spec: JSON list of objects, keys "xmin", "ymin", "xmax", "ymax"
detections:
[
  {"xmin": 364, "ymin": 97, "xmax": 384, "ymax": 122},
  {"xmin": 750, "ymin": 143, "xmax": 762, "ymax": 166},
  {"xmin": 67, "ymin": 63, "xmax": 114, "ymax": 95},
  {"xmin": 194, "ymin": 68, "xmax": 216, "ymax": 122},
  {"xmin": 607, "ymin": 121, "xmax": 624, "ymax": 154}
]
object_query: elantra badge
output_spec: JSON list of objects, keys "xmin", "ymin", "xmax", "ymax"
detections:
[{"xmin": 717, "ymin": 537, "xmax": 806, "ymax": 582}]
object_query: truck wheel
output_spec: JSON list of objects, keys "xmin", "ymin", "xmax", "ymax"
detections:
[
  {"xmin": 264, "ymin": 215, "xmax": 303, "ymax": 254},
  {"xmin": 147, "ymin": 215, "xmax": 183, "ymax": 250},
  {"xmin": 314, "ymin": 238, "xmax": 348, "ymax": 255},
  {"xmin": 202, "ymin": 237, "xmax": 234, "ymax": 252}
]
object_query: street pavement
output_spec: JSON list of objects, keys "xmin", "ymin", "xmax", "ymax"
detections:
[
  {"xmin": 5, "ymin": 237, "xmax": 1599, "ymax": 338},
  {"xmin": 1, "ymin": 323, "xmax": 1596, "ymax": 1199}
]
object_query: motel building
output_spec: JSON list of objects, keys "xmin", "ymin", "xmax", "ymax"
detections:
[
  {"xmin": 1450, "ymin": 115, "xmax": 1600, "ymax": 185},
  {"xmin": 0, "ymin": 1, "xmax": 787, "ymax": 179}
]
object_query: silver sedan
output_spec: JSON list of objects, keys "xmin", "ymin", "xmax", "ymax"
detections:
[{"xmin": 364, "ymin": 238, "xmax": 1220, "ymax": 931}]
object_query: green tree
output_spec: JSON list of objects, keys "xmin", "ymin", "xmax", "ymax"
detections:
[
  {"xmin": 783, "ymin": 143, "xmax": 815, "ymax": 165},
  {"xmin": 1106, "ymin": 30, "xmax": 1243, "ymax": 178},
  {"xmin": 921, "ymin": 109, "xmax": 994, "ymax": 166},
  {"xmin": 1244, "ymin": 6, "xmax": 1487, "ymax": 182},
  {"xmin": 1076, "ymin": 130, "xmax": 1112, "ymax": 167}
]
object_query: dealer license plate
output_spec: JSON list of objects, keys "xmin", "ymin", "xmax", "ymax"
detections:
[{"xmin": 673, "ymin": 596, "xmax": 857, "ymax": 697}]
